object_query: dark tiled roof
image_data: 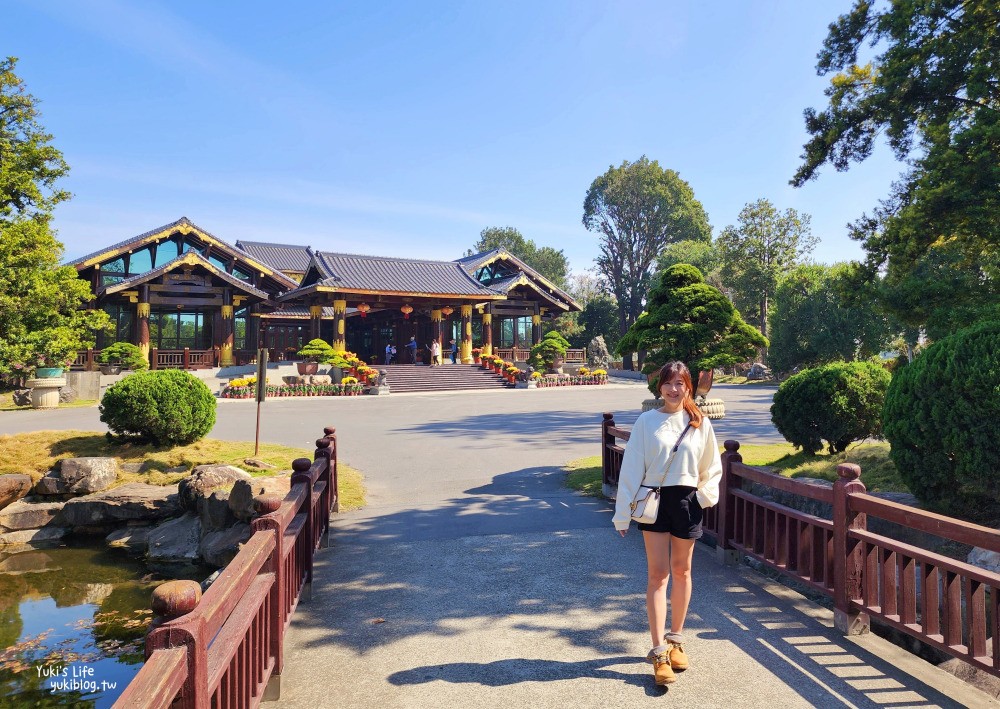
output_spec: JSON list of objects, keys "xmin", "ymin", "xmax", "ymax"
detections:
[
  {"xmin": 100, "ymin": 251, "xmax": 271, "ymax": 300},
  {"xmin": 236, "ymin": 241, "xmax": 313, "ymax": 273},
  {"xmin": 487, "ymin": 273, "xmax": 527, "ymax": 293},
  {"xmin": 454, "ymin": 248, "xmax": 503, "ymax": 274},
  {"xmin": 311, "ymin": 251, "xmax": 502, "ymax": 296},
  {"xmin": 262, "ymin": 306, "xmax": 336, "ymax": 319},
  {"xmin": 68, "ymin": 217, "xmax": 199, "ymax": 267}
]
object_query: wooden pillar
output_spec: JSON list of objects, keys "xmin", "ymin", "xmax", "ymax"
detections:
[
  {"xmin": 482, "ymin": 308, "xmax": 493, "ymax": 356},
  {"xmin": 833, "ymin": 463, "xmax": 869, "ymax": 635},
  {"xmin": 460, "ymin": 305, "xmax": 473, "ymax": 363},
  {"xmin": 220, "ymin": 290, "xmax": 234, "ymax": 367},
  {"xmin": 532, "ymin": 313, "xmax": 542, "ymax": 345},
  {"xmin": 135, "ymin": 286, "xmax": 149, "ymax": 361},
  {"xmin": 309, "ymin": 304, "xmax": 322, "ymax": 340},
  {"xmin": 332, "ymin": 299, "xmax": 347, "ymax": 352}
]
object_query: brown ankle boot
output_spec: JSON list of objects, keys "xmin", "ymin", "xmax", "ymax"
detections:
[
  {"xmin": 652, "ymin": 650, "xmax": 676, "ymax": 685},
  {"xmin": 668, "ymin": 642, "xmax": 688, "ymax": 671}
]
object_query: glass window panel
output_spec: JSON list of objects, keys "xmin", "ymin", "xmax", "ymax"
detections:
[
  {"xmin": 153, "ymin": 238, "xmax": 180, "ymax": 268},
  {"xmin": 518, "ymin": 317, "xmax": 533, "ymax": 344},
  {"xmin": 101, "ymin": 257, "xmax": 125, "ymax": 273},
  {"xmin": 157, "ymin": 312, "xmax": 179, "ymax": 349},
  {"xmin": 127, "ymin": 247, "xmax": 153, "ymax": 274},
  {"xmin": 178, "ymin": 313, "xmax": 199, "ymax": 348},
  {"xmin": 181, "ymin": 241, "xmax": 203, "ymax": 255},
  {"xmin": 500, "ymin": 319, "xmax": 514, "ymax": 348},
  {"xmin": 234, "ymin": 308, "xmax": 248, "ymax": 350},
  {"xmin": 101, "ymin": 274, "xmax": 124, "ymax": 287},
  {"xmin": 209, "ymin": 254, "xmax": 228, "ymax": 271},
  {"xmin": 232, "ymin": 266, "xmax": 252, "ymax": 281}
]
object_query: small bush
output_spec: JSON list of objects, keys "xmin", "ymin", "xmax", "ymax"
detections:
[
  {"xmin": 297, "ymin": 339, "xmax": 335, "ymax": 362},
  {"xmin": 883, "ymin": 321, "xmax": 1000, "ymax": 524},
  {"xmin": 771, "ymin": 359, "xmax": 891, "ymax": 454},
  {"xmin": 529, "ymin": 331, "xmax": 570, "ymax": 370},
  {"xmin": 98, "ymin": 342, "xmax": 148, "ymax": 370},
  {"xmin": 100, "ymin": 370, "xmax": 217, "ymax": 445}
]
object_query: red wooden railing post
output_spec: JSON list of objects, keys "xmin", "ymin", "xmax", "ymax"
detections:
[
  {"xmin": 314, "ymin": 435, "xmax": 334, "ymax": 547},
  {"xmin": 86, "ymin": 348, "xmax": 95, "ymax": 371},
  {"xmin": 716, "ymin": 440, "xmax": 742, "ymax": 565},
  {"xmin": 291, "ymin": 458, "xmax": 314, "ymax": 600},
  {"xmin": 183, "ymin": 347, "xmax": 191, "ymax": 370},
  {"xmin": 145, "ymin": 580, "xmax": 206, "ymax": 709},
  {"xmin": 833, "ymin": 462, "xmax": 869, "ymax": 635},
  {"xmin": 324, "ymin": 426, "xmax": 339, "ymax": 514},
  {"xmin": 151, "ymin": 348, "xmax": 159, "ymax": 370},
  {"xmin": 252, "ymin": 494, "xmax": 285, "ymax": 700},
  {"xmin": 601, "ymin": 413, "xmax": 615, "ymax": 496}
]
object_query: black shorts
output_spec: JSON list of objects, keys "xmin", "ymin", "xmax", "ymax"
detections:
[{"xmin": 636, "ymin": 485, "xmax": 703, "ymax": 539}]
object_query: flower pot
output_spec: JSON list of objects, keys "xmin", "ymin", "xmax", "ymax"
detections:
[
  {"xmin": 35, "ymin": 367, "xmax": 64, "ymax": 378},
  {"xmin": 99, "ymin": 364, "xmax": 121, "ymax": 375},
  {"xmin": 297, "ymin": 362, "xmax": 319, "ymax": 375}
]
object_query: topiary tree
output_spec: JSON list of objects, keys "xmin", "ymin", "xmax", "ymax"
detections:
[
  {"xmin": 882, "ymin": 321, "xmax": 1000, "ymax": 525},
  {"xmin": 771, "ymin": 359, "xmax": 891, "ymax": 454},
  {"xmin": 97, "ymin": 342, "xmax": 148, "ymax": 370},
  {"xmin": 100, "ymin": 369, "xmax": 216, "ymax": 445},
  {"xmin": 616, "ymin": 264, "xmax": 768, "ymax": 395},
  {"xmin": 297, "ymin": 338, "xmax": 335, "ymax": 362},
  {"xmin": 529, "ymin": 330, "xmax": 570, "ymax": 371}
]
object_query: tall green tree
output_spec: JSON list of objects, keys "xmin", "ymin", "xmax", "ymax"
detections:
[
  {"xmin": 578, "ymin": 295, "xmax": 620, "ymax": 353},
  {"xmin": 617, "ymin": 264, "xmax": 767, "ymax": 393},
  {"xmin": 583, "ymin": 156, "xmax": 711, "ymax": 368},
  {"xmin": 717, "ymin": 199, "xmax": 817, "ymax": 340},
  {"xmin": 793, "ymin": 2, "xmax": 1000, "ymax": 336},
  {"xmin": 655, "ymin": 238, "xmax": 722, "ymax": 288},
  {"xmin": 767, "ymin": 263, "xmax": 893, "ymax": 373},
  {"xmin": 469, "ymin": 226, "xmax": 570, "ymax": 288},
  {"xmin": 0, "ymin": 57, "xmax": 108, "ymax": 377}
]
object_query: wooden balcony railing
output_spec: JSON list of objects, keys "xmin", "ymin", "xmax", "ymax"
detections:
[
  {"xmin": 601, "ymin": 412, "xmax": 1000, "ymax": 678},
  {"xmin": 150, "ymin": 348, "xmax": 218, "ymax": 370},
  {"xmin": 112, "ymin": 426, "xmax": 339, "ymax": 708},
  {"xmin": 493, "ymin": 347, "xmax": 587, "ymax": 364}
]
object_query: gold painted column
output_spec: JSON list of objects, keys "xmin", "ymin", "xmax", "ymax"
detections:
[
  {"xmin": 482, "ymin": 309, "xmax": 493, "ymax": 356},
  {"xmin": 309, "ymin": 304, "xmax": 322, "ymax": 341},
  {"xmin": 220, "ymin": 304, "xmax": 235, "ymax": 366},
  {"xmin": 460, "ymin": 305, "xmax": 473, "ymax": 363},
  {"xmin": 532, "ymin": 314, "xmax": 542, "ymax": 345},
  {"xmin": 137, "ymin": 301, "xmax": 151, "ymax": 364},
  {"xmin": 332, "ymin": 299, "xmax": 347, "ymax": 352}
]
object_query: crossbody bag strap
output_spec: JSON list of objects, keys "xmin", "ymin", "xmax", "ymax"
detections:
[{"xmin": 650, "ymin": 422, "xmax": 693, "ymax": 491}]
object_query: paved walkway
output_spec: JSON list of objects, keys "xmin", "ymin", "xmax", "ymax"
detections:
[{"xmin": 262, "ymin": 383, "xmax": 997, "ymax": 709}]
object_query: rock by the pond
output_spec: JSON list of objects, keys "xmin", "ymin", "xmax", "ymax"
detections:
[
  {"xmin": 0, "ymin": 550, "xmax": 57, "ymax": 574},
  {"xmin": 178, "ymin": 465, "xmax": 251, "ymax": 512},
  {"xmin": 0, "ymin": 474, "xmax": 33, "ymax": 511},
  {"xmin": 967, "ymin": 547, "xmax": 1000, "ymax": 575},
  {"xmin": 0, "ymin": 498, "xmax": 66, "ymax": 531},
  {"xmin": 147, "ymin": 513, "xmax": 202, "ymax": 563},
  {"xmin": 0, "ymin": 526, "xmax": 69, "ymax": 546},
  {"xmin": 228, "ymin": 476, "xmax": 293, "ymax": 521},
  {"xmin": 199, "ymin": 523, "xmax": 252, "ymax": 568},
  {"xmin": 105, "ymin": 525, "xmax": 152, "ymax": 555},
  {"xmin": 200, "ymin": 490, "xmax": 236, "ymax": 531},
  {"xmin": 35, "ymin": 457, "xmax": 118, "ymax": 496},
  {"xmin": 61, "ymin": 483, "xmax": 180, "ymax": 527},
  {"xmin": 243, "ymin": 458, "xmax": 276, "ymax": 470},
  {"xmin": 58, "ymin": 386, "xmax": 77, "ymax": 404}
]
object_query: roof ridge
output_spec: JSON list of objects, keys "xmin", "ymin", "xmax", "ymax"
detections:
[{"xmin": 316, "ymin": 250, "xmax": 468, "ymax": 267}]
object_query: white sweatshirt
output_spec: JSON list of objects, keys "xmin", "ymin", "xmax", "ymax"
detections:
[{"xmin": 612, "ymin": 408, "xmax": 723, "ymax": 531}]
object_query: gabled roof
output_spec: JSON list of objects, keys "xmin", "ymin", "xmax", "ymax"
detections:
[
  {"xmin": 69, "ymin": 217, "xmax": 299, "ymax": 290},
  {"xmin": 236, "ymin": 241, "xmax": 313, "ymax": 273},
  {"xmin": 282, "ymin": 251, "xmax": 507, "ymax": 300},
  {"xmin": 456, "ymin": 248, "xmax": 580, "ymax": 311},
  {"xmin": 100, "ymin": 251, "xmax": 271, "ymax": 300}
]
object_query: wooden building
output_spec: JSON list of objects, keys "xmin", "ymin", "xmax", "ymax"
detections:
[{"xmin": 69, "ymin": 217, "xmax": 581, "ymax": 369}]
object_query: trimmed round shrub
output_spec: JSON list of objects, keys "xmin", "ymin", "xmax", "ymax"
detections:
[
  {"xmin": 771, "ymin": 359, "xmax": 891, "ymax": 454},
  {"xmin": 883, "ymin": 321, "xmax": 1000, "ymax": 524},
  {"xmin": 97, "ymin": 341, "xmax": 149, "ymax": 370},
  {"xmin": 100, "ymin": 369, "xmax": 217, "ymax": 445},
  {"xmin": 529, "ymin": 330, "xmax": 570, "ymax": 370}
]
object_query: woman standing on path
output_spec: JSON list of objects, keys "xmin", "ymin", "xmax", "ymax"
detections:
[{"xmin": 612, "ymin": 361, "xmax": 722, "ymax": 687}]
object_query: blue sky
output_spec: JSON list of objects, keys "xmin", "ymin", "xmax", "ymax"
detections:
[{"xmin": 6, "ymin": 0, "xmax": 901, "ymax": 276}]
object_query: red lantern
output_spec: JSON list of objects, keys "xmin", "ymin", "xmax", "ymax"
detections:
[
  {"xmin": 400, "ymin": 304, "xmax": 413, "ymax": 320},
  {"xmin": 357, "ymin": 303, "xmax": 371, "ymax": 318},
  {"xmin": 440, "ymin": 305, "xmax": 454, "ymax": 317}
]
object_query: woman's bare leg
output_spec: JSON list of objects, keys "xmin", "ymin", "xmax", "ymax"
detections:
[
  {"xmin": 642, "ymin": 530, "xmax": 671, "ymax": 648},
  {"xmin": 668, "ymin": 536, "xmax": 696, "ymax": 634}
]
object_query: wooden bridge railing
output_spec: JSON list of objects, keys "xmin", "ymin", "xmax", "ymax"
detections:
[
  {"xmin": 113, "ymin": 426, "xmax": 340, "ymax": 708},
  {"xmin": 601, "ymin": 412, "xmax": 1000, "ymax": 679}
]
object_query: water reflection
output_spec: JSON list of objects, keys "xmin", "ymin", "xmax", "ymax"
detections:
[{"xmin": 0, "ymin": 541, "xmax": 209, "ymax": 708}]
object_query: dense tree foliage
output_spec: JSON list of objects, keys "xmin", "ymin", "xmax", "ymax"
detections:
[
  {"xmin": 767, "ymin": 263, "xmax": 893, "ymax": 372},
  {"xmin": 583, "ymin": 157, "xmax": 711, "ymax": 368},
  {"xmin": 794, "ymin": 2, "xmax": 1000, "ymax": 337},
  {"xmin": 882, "ymin": 321, "xmax": 1000, "ymax": 525},
  {"xmin": 469, "ymin": 226, "xmax": 569, "ymax": 288},
  {"xmin": 0, "ymin": 58, "xmax": 108, "ymax": 376},
  {"xmin": 616, "ymin": 264, "xmax": 767, "ymax": 394},
  {"xmin": 717, "ymin": 199, "xmax": 817, "ymax": 341},
  {"xmin": 771, "ymin": 360, "xmax": 891, "ymax": 455},
  {"xmin": 578, "ymin": 295, "xmax": 620, "ymax": 354},
  {"xmin": 655, "ymin": 239, "xmax": 720, "ymax": 285}
]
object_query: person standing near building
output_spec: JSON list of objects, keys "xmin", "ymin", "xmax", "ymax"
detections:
[
  {"xmin": 385, "ymin": 343, "xmax": 394, "ymax": 365},
  {"xmin": 449, "ymin": 338, "xmax": 458, "ymax": 364},
  {"xmin": 428, "ymin": 338, "xmax": 442, "ymax": 367},
  {"xmin": 405, "ymin": 336, "xmax": 418, "ymax": 365},
  {"xmin": 612, "ymin": 361, "xmax": 722, "ymax": 687}
]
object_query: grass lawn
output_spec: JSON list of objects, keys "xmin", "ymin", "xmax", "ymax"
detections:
[
  {"xmin": 566, "ymin": 440, "xmax": 904, "ymax": 498},
  {"xmin": 0, "ymin": 430, "xmax": 365, "ymax": 510}
]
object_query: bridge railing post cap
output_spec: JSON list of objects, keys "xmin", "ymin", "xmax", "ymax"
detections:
[
  {"xmin": 151, "ymin": 580, "xmax": 201, "ymax": 619},
  {"xmin": 837, "ymin": 463, "xmax": 861, "ymax": 480},
  {"xmin": 292, "ymin": 458, "xmax": 312, "ymax": 473},
  {"xmin": 724, "ymin": 440, "xmax": 740, "ymax": 452},
  {"xmin": 254, "ymin": 494, "xmax": 283, "ymax": 514}
]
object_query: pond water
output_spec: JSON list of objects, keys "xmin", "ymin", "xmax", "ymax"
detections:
[{"xmin": 0, "ymin": 540, "xmax": 210, "ymax": 708}]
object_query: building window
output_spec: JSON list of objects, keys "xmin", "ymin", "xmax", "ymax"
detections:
[
  {"xmin": 99, "ymin": 304, "xmax": 134, "ymax": 347},
  {"xmin": 150, "ymin": 310, "xmax": 210, "ymax": 350},
  {"xmin": 127, "ymin": 247, "xmax": 153, "ymax": 274},
  {"xmin": 153, "ymin": 238, "xmax": 180, "ymax": 268},
  {"xmin": 517, "ymin": 317, "xmax": 532, "ymax": 345},
  {"xmin": 232, "ymin": 266, "xmax": 252, "ymax": 281},
  {"xmin": 234, "ymin": 308, "xmax": 248, "ymax": 350}
]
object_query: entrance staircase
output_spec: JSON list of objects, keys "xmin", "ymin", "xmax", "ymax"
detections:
[{"xmin": 379, "ymin": 363, "xmax": 510, "ymax": 393}]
